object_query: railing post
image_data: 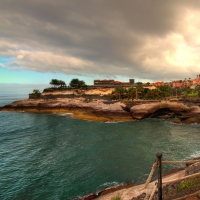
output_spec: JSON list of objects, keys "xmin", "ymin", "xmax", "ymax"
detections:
[{"xmin": 156, "ymin": 152, "xmax": 162, "ymax": 200}]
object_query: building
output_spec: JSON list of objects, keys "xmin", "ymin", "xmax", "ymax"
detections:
[
  {"xmin": 192, "ymin": 74, "xmax": 200, "ymax": 86},
  {"xmin": 172, "ymin": 82, "xmax": 183, "ymax": 88},
  {"xmin": 154, "ymin": 82, "xmax": 164, "ymax": 87},
  {"xmin": 94, "ymin": 79, "xmax": 114, "ymax": 85},
  {"xmin": 93, "ymin": 79, "xmax": 134, "ymax": 86}
]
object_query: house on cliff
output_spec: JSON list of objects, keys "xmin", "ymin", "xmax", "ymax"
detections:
[
  {"xmin": 193, "ymin": 74, "xmax": 200, "ymax": 86},
  {"xmin": 172, "ymin": 81, "xmax": 183, "ymax": 88},
  {"xmin": 154, "ymin": 82, "xmax": 164, "ymax": 87}
]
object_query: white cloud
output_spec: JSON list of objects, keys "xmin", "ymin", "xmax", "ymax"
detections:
[{"xmin": 5, "ymin": 49, "xmax": 97, "ymax": 74}]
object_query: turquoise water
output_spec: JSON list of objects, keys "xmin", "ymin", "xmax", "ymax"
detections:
[{"xmin": 1, "ymin": 95, "xmax": 200, "ymax": 200}]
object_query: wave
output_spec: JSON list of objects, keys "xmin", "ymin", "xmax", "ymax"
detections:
[
  {"xmin": 188, "ymin": 151, "xmax": 200, "ymax": 159},
  {"xmin": 99, "ymin": 181, "xmax": 124, "ymax": 190}
]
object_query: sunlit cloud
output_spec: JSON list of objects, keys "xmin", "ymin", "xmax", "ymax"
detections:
[{"xmin": 0, "ymin": 0, "xmax": 200, "ymax": 82}]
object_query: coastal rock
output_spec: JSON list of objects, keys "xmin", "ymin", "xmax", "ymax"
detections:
[
  {"xmin": 83, "ymin": 194, "xmax": 98, "ymax": 200},
  {"xmin": 2, "ymin": 98, "xmax": 200, "ymax": 124},
  {"xmin": 130, "ymin": 103, "xmax": 160, "ymax": 120},
  {"xmin": 181, "ymin": 117, "xmax": 200, "ymax": 124},
  {"xmin": 130, "ymin": 102, "xmax": 189, "ymax": 120},
  {"xmin": 190, "ymin": 106, "xmax": 200, "ymax": 113},
  {"xmin": 1, "ymin": 99, "xmax": 132, "ymax": 121},
  {"xmin": 185, "ymin": 162, "xmax": 200, "ymax": 176}
]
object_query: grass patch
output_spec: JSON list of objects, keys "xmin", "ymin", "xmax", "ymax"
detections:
[
  {"xmin": 111, "ymin": 195, "xmax": 122, "ymax": 200},
  {"xmin": 177, "ymin": 179, "xmax": 199, "ymax": 192},
  {"xmin": 187, "ymin": 92, "xmax": 198, "ymax": 97}
]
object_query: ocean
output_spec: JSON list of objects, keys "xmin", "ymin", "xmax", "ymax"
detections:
[{"xmin": 1, "ymin": 94, "xmax": 200, "ymax": 200}]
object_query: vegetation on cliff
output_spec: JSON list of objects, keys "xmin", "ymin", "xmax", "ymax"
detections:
[
  {"xmin": 111, "ymin": 85, "xmax": 200, "ymax": 100},
  {"xmin": 50, "ymin": 79, "xmax": 67, "ymax": 88},
  {"xmin": 69, "ymin": 78, "xmax": 88, "ymax": 88}
]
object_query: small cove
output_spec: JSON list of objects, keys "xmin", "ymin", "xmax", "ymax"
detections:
[{"xmin": 0, "ymin": 95, "xmax": 200, "ymax": 199}]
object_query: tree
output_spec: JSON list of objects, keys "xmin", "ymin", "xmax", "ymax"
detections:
[
  {"xmin": 112, "ymin": 87, "xmax": 127, "ymax": 100},
  {"xmin": 144, "ymin": 89, "xmax": 161, "ymax": 100},
  {"xmin": 157, "ymin": 85, "xmax": 171, "ymax": 98},
  {"xmin": 127, "ymin": 87, "xmax": 136, "ymax": 101},
  {"xmin": 50, "ymin": 79, "xmax": 67, "ymax": 88},
  {"xmin": 195, "ymin": 86, "xmax": 200, "ymax": 97},
  {"xmin": 146, "ymin": 82, "xmax": 150, "ymax": 86},
  {"xmin": 69, "ymin": 78, "xmax": 87, "ymax": 88},
  {"xmin": 33, "ymin": 89, "xmax": 40, "ymax": 93},
  {"xmin": 50, "ymin": 79, "xmax": 60, "ymax": 87},
  {"xmin": 136, "ymin": 82, "xmax": 143, "ymax": 89},
  {"xmin": 59, "ymin": 80, "xmax": 66, "ymax": 88}
]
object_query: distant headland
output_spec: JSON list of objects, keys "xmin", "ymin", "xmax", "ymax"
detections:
[{"xmin": 1, "ymin": 76, "xmax": 200, "ymax": 124}]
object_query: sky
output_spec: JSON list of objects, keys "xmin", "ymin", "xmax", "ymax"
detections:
[{"xmin": 1, "ymin": 0, "xmax": 200, "ymax": 93}]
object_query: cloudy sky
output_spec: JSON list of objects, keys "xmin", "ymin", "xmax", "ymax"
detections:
[{"xmin": 1, "ymin": 0, "xmax": 200, "ymax": 88}]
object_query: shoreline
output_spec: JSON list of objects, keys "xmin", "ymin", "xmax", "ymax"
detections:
[
  {"xmin": 81, "ymin": 167, "xmax": 186, "ymax": 200},
  {"xmin": 1, "ymin": 97, "xmax": 200, "ymax": 124},
  {"xmin": 83, "ymin": 160, "xmax": 200, "ymax": 200},
  {"xmin": 0, "ymin": 107, "xmax": 134, "ymax": 122}
]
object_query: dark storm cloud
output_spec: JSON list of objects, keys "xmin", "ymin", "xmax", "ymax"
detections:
[{"xmin": 0, "ymin": 0, "xmax": 200, "ymax": 81}]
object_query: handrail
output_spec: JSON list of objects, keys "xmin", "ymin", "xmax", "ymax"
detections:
[{"xmin": 143, "ymin": 154, "xmax": 200, "ymax": 200}]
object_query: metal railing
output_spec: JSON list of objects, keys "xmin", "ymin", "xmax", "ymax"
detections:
[{"xmin": 143, "ymin": 152, "xmax": 200, "ymax": 200}]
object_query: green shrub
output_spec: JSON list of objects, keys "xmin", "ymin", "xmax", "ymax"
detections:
[
  {"xmin": 111, "ymin": 195, "xmax": 122, "ymax": 200},
  {"xmin": 187, "ymin": 92, "xmax": 198, "ymax": 97},
  {"xmin": 177, "ymin": 179, "xmax": 199, "ymax": 192}
]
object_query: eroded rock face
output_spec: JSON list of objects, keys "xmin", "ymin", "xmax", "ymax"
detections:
[
  {"xmin": 130, "ymin": 102, "xmax": 189, "ymax": 120},
  {"xmin": 130, "ymin": 101, "xmax": 200, "ymax": 124},
  {"xmin": 1, "ymin": 99, "xmax": 132, "ymax": 120},
  {"xmin": 129, "ymin": 103, "xmax": 160, "ymax": 120},
  {"xmin": 1, "ymin": 99, "xmax": 200, "ymax": 124},
  {"xmin": 190, "ymin": 106, "xmax": 200, "ymax": 113}
]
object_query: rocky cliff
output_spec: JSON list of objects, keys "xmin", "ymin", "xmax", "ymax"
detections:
[
  {"xmin": 1, "ymin": 98, "xmax": 200, "ymax": 124},
  {"xmin": 130, "ymin": 101, "xmax": 200, "ymax": 124}
]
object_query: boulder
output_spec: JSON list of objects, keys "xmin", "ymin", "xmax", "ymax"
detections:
[
  {"xmin": 130, "ymin": 103, "xmax": 160, "ymax": 119},
  {"xmin": 190, "ymin": 106, "xmax": 200, "ymax": 113}
]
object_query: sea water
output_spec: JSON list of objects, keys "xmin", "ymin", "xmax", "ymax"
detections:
[{"xmin": 1, "ymin": 95, "xmax": 200, "ymax": 200}]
